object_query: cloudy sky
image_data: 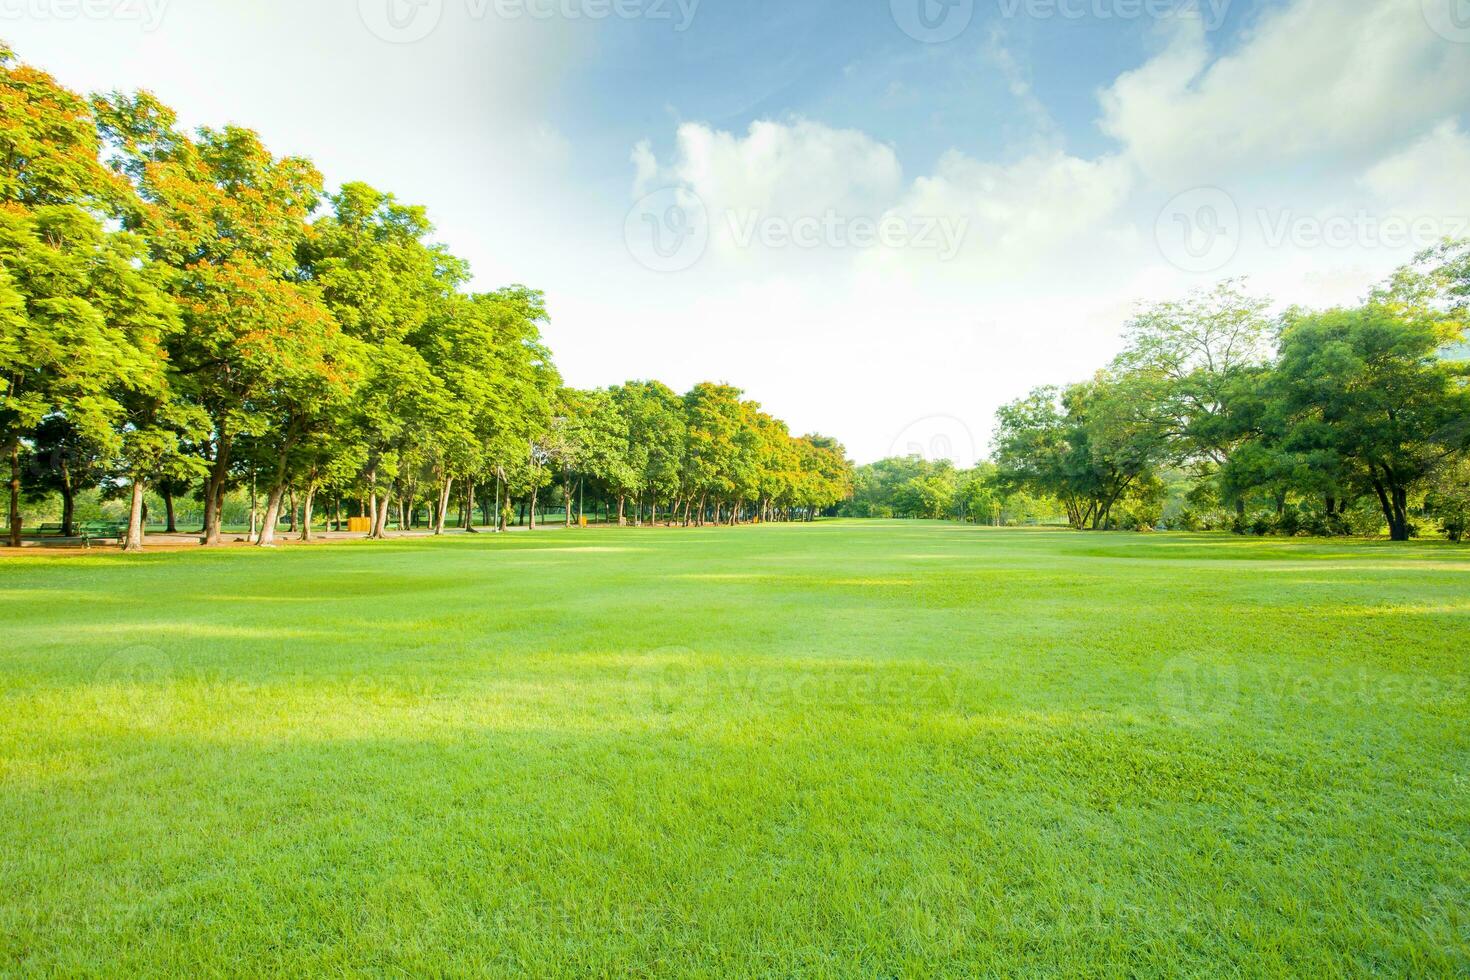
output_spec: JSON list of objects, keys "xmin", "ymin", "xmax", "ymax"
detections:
[{"xmin": 5, "ymin": 0, "xmax": 1469, "ymax": 462}]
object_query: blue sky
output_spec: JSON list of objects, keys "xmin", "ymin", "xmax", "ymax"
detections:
[{"xmin": 4, "ymin": 0, "xmax": 1468, "ymax": 462}]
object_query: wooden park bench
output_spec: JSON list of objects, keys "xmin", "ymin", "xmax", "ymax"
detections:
[
  {"xmin": 79, "ymin": 521, "xmax": 127, "ymax": 547},
  {"xmin": 37, "ymin": 523, "xmax": 64, "ymax": 535}
]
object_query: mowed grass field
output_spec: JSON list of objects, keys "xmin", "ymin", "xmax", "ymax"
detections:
[{"xmin": 2, "ymin": 522, "xmax": 1468, "ymax": 976}]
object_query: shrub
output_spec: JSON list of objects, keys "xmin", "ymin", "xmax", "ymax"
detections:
[
  {"xmin": 1275, "ymin": 507, "xmax": 1302, "ymax": 537},
  {"xmin": 1299, "ymin": 510, "xmax": 1330, "ymax": 537},
  {"xmin": 1170, "ymin": 508, "xmax": 1202, "ymax": 532}
]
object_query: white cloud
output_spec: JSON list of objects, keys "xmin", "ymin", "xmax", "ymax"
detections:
[
  {"xmin": 616, "ymin": 0, "xmax": 1470, "ymax": 461},
  {"xmin": 634, "ymin": 117, "xmax": 1135, "ymax": 278},
  {"xmin": 883, "ymin": 149, "xmax": 1134, "ymax": 271},
  {"xmin": 663, "ymin": 118, "xmax": 904, "ymax": 217},
  {"xmin": 1099, "ymin": 0, "xmax": 1470, "ymax": 186},
  {"xmin": 1360, "ymin": 121, "xmax": 1470, "ymax": 219}
]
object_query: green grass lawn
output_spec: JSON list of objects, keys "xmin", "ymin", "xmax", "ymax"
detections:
[{"xmin": 2, "ymin": 522, "xmax": 1467, "ymax": 975}]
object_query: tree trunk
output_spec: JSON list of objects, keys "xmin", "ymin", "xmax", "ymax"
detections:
[
  {"xmin": 287, "ymin": 487, "xmax": 297, "ymax": 533},
  {"xmin": 434, "ymin": 476, "xmax": 453, "ymax": 535},
  {"xmin": 122, "ymin": 479, "xmax": 147, "ymax": 552},
  {"xmin": 529, "ymin": 486, "xmax": 538, "ymax": 530},
  {"xmin": 301, "ymin": 483, "xmax": 317, "ymax": 542},
  {"xmin": 5, "ymin": 440, "xmax": 19, "ymax": 547},
  {"xmin": 1371, "ymin": 476, "xmax": 1410, "ymax": 541},
  {"xmin": 51, "ymin": 451, "xmax": 75, "ymax": 537},
  {"xmin": 369, "ymin": 488, "xmax": 390, "ymax": 539},
  {"xmin": 465, "ymin": 481, "xmax": 478, "ymax": 533},
  {"xmin": 617, "ymin": 494, "xmax": 625, "ymax": 526},
  {"xmin": 255, "ymin": 434, "xmax": 301, "ymax": 547},
  {"xmin": 162, "ymin": 488, "xmax": 176, "ymax": 534},
  {"xmin": 201, "ymin": 434, "xmax": 232, "ymax": 546},
  {"xmin": 256, "ymin": 481, "xmax": 287, "ymax": 547}
]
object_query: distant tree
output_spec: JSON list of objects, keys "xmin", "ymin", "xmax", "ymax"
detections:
[
  {"xmin": 683, "ymin": 383, "xmax": 744, "ymax": 524},
  {"xmin": 1425, "ymin": 458, "xmax": 1470, "ymax": 542},
  {"xmin": 21, "ymin": 416, "xmax": 103, "ymax": 536},
  {"xmin": 614, "ymin": 381, "xmax": 686, "ymax": 524},
  {"xmin": 994, "ymin": 374, "xmax": 1167, "ymax": 530}
]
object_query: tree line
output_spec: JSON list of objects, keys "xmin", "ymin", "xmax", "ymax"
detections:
[
  {"xmin": 1, "ymin": 45, "xmax": 852, "ymax": 550},
  {"xmin": 846, "ymin": 267, "xmax": 1469, "ymax": 542},
  {"xmin": 993, "ymin": 269, "xmax": 1469, "ymax": 542},
  {"xmin": 840, "ymin": 457, "xmax": 1059, "ymax": 525}
]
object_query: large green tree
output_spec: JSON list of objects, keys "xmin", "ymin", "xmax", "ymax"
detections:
[
  {"xmin": 1112, "ymin": 281, "xmax": 1273, "ymax": 512},
  {"xmin": 1272, "ymin": 303, "xmax": 1469, "ymax": 540},
  {"xmin": 0, "ymin": 46, "xmax": 134, "ymax": 546},
  {"xmin": 95, "ymin": 92, "xmax": 327, "ymax": 545}
]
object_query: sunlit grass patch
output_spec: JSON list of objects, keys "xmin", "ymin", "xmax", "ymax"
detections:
[{"xmin": 1, "ymin": 522, "xmax": 1467, "ymax": 974}]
